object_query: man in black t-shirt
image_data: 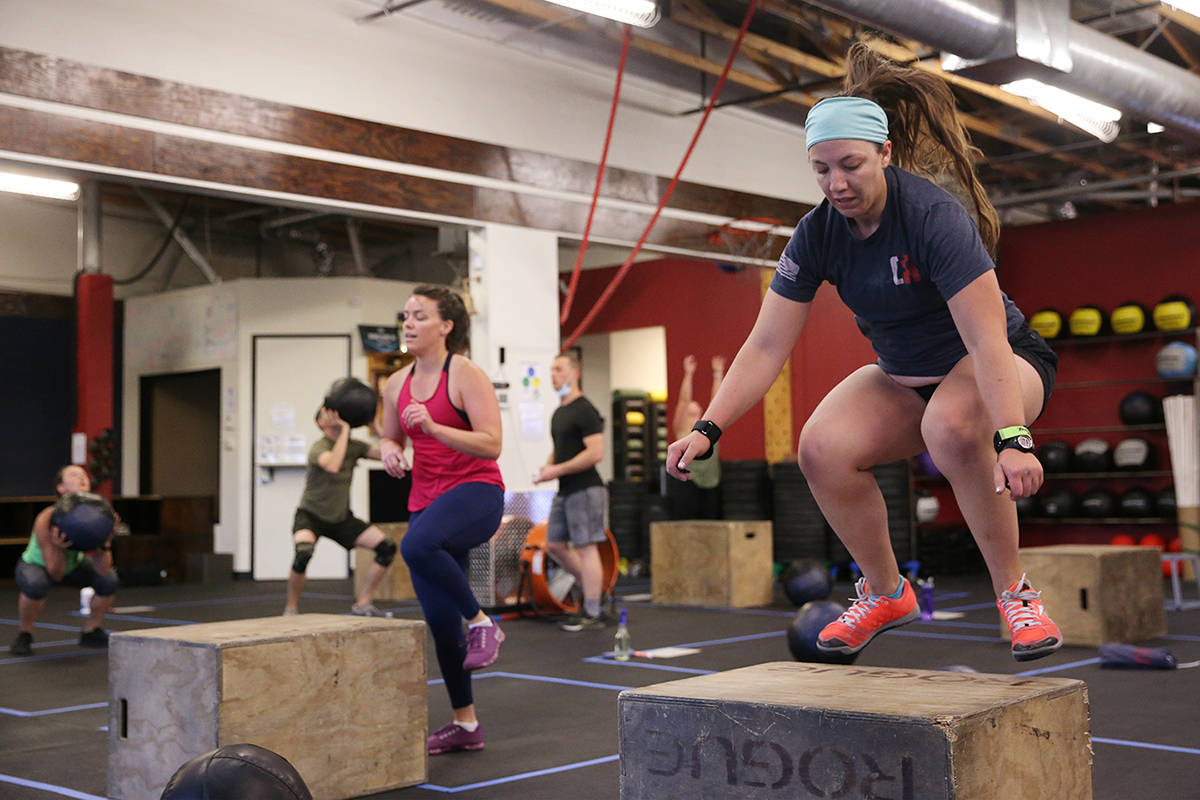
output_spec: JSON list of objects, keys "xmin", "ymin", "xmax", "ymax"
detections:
[{"xmin": 534, "ymin": 352, "xmax": 608, "ymax": 630}]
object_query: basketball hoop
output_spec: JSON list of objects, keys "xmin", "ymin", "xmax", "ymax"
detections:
[{"xmin": 708, "ymin": 216, "xmax": 785, "ymax": 273}]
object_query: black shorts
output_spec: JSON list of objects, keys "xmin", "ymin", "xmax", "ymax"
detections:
[
  {"xmin": 292, "ymin": 508, "xmax": 370, "ymax": 550},
  {"xmin": 910, "ymin": 322, "xmax": 1058, "ymax": 419}
]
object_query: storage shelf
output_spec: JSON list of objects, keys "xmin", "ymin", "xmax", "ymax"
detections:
[
  {"xmin": 1049, "ymin": 328, "xmax": 1197, "ymax": 347},
  {"xmin": 1019, "ymin": 516, "xmax": 1176, "ymax": 525},
  {"xmin": 1055, "ymin": 375, "xmax": 1194, "ymax": 389},
  {"xmin": 1035, "ymin": 423, "xmax": 1165, "ymax": 435},
  {"xmin": 1044, "ymin": 470, "xmax": 1173, "ymax": 480}
]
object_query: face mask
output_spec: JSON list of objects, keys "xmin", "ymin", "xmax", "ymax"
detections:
[{"xmin": 556, "ymin": 383, "xmax": 572, "ymax": 399}]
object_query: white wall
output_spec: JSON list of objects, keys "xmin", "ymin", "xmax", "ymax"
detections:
[
  {"xmin": 0, "ymin": 0, "xmax": 821, "ymax": 206},
  {"xmin": 575, "ymin": 332, "xmax": 614, "ymax": 483},
  {"xmin": 610, "ymin": 326, "xmax": 668, "ymax": 395}
]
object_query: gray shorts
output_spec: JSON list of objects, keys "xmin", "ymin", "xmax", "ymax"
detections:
[{"xmin": 547, "ymin": 486, "xmax": 608, "ymax": 547}]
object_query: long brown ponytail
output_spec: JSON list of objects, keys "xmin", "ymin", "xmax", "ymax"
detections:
[{"xmin": 841, "ymin": 42, "xmax": 1000, "ymax": 256}]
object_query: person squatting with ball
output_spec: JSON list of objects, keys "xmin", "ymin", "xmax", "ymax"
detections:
[
  {"xmin": 380, "ymin": 285, "xmax": 506, "ymax": 755},
  {"xmin": 667, "ymin": 44, "xmax": 1062, "ymax": 663},
  {"xmin": 10, "ymin": 465, "xmax": 119, "ymax": 656},
  {"xmin": 284, "ymin": 406, "xmax": 395, "ymax": 617}
]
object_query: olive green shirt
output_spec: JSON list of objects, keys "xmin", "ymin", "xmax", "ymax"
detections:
[{"xmin": 299, "ymin": 437, "xmax": 370, "ymax": 522}]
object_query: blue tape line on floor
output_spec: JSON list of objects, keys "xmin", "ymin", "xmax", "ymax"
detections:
[
  {"xmin": 428, "ymin": 670, "xmax": 633, "ymax": 691},
  {"xmin": 1163, "ymin": 633, "xmax": 1200, "ymax": 642},
  {"xmin": 582, "ymin": 656, "xmax": 715, "ymax": 675},
  {"xmin": 1016, "ymin": 657, "xmax": 1102, "ymax": 676},
  {"xmin": 81, "ymin": 612, "xmax": 195, "ymax": 625},
  {"xmin": 418, "ymin": 754, "xmax": 620, "ymax": 793},
  {"xmin": 885, "ymin": 630, "xmax": 1002, "ymax": 643},
  {"xmin": 0, "ymin": 701, "xmax": 107, "ymax": 717},
  {"xmin": 1093, "ymin": 737, "xmax": 1200, "ymax": 756},
  {"xmin": 937, "ymin": 601, "xmax": 1002, "ymax": 613},
  {"xmin": 669, "ymin": 630, "xmax": 784, "ymax": 649},
  {"xmin": 0, "ymin": 772, "xmax": 106, "ymax": 799},
  {"xmin": 0, "ymin": 618, "xmax": 84, "ymax": 633},
  {"xmin": 0, "ymin": 650, "xmax": 105, "ymax": 666}
]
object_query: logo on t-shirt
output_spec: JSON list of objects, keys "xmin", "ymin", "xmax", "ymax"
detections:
[
  {"xmin": 889, "ymin": 254, "xmax": 921, "ymax": 285},
  {"xmin": 776, "ymin": 252, "xmax": 800, "ymax": 281}
]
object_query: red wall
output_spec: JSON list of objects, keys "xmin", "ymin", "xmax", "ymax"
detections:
[{"xmin": 560, "ymin": 257, "xmax": 873, "ymax": 462}]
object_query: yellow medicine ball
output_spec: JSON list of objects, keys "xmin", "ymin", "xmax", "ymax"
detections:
[
  {"xmin": 1110, "ymin": 302, "xmax": 1148, "ymax": 335},
  {"xmin": 1029, "ymin": 309, "xmax": 1064, "ymax": 339},
  {"xmin": 1068, "ymin": 305, "xmax": 1106, "ymax": 337},
  {"xmin": 1153, "ymin": 295, "xmax": 1196, "ymax": 332}
]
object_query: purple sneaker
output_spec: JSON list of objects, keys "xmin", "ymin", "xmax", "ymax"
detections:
[
  {"xmin": 462, "ymin": 622, "xmax": 505, "ymax": 671},
  {"xmin": 428, "ymin": 721, "xmax": 485, "ymax": 755}
]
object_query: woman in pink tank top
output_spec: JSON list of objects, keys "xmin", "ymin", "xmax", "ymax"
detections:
[{"xmin": 379, "ymin": 285, "xmax": 506, "ymax": 757}]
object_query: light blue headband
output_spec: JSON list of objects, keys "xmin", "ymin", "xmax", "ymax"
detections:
[{"xmin": 804, "ymin": 96, "xmax": 889, "ymax": 150}]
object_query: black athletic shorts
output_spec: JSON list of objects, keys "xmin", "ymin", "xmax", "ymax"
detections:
[
  {"xmin": 909, "ymin": 322, "xmax": 1058, "ymax": 420},
  {"xmin": 292, "ymin": 508, "xmax": 370, "ymax": 549}
]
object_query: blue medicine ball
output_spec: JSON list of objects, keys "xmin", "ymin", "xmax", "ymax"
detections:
[
  {"xmin": 786, "ymin": 600, "xmax": 859, "ymax": 665},
  {"xmin": 1156, "ymin": 342, "xmax": 1198, "ymax": 379},
  {"xmin": 780, "ymin": 559, "xmax": 833, "ymax": 606},
  {"xmin": 50, "ymin": 492, "xmax": 115, "ymax": 551}
]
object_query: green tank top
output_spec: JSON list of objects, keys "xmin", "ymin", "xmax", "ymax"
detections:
[
  {"xmin": 22, "ymin": 533, "xmax": 85, "ymax": 574},
  {"xmin": 689, "ymin": 442, "xmax": 721, "ymax": 489}
]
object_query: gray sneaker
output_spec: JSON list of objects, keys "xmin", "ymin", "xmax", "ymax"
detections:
[
  {"xmin": 561, "ymin": 613, "xmax": 608, "ymax": 632},
  {"xmin": 351, "ymin": 603, "xmax": 384, "ymax": 617}
]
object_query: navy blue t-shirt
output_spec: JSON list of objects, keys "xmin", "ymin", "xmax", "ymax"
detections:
[{"xmin": 770, "ymin": 166, "xmax": 1024, "ymax": 376}]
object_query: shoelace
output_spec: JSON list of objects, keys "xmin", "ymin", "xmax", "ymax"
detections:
[
  {"xmin": 999, "ymin": 585, "xmax": 1043, "ymax": 629},
  {"xmin": 838, "ymin": 578, "xmax": 883, "ymax": 629}
]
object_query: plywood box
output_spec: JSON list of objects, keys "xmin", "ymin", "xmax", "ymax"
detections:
[
  {"xmin": 354, "ymin": 521, "xmax": 414, "ymax": 601},
  {"xmin": 619, "ymin": 662, "xmax": 1091, "ymax": 800},
  {"xmin": 108, "ymin": 614, "xmax": 426, "ymax": 800},
  {"xmin": 1013, "ymin": 545, "xmax": 1165, "ymax": 646},
  {"xmin": 651, "ymin": 520, "xmax": 773, "ymax": 608}
]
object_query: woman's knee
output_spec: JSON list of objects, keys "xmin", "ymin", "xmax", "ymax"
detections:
[
  {"xmin": 15, "ymin": 562, "xmax": 51, "ymax": 600},
  {"xmin": 797, "ymin": 423, "xmax": 859, "ymax": 481},
  {"xmin": 399, "ymin": 533, "xmax": 432, "ymax": 569},
  {"xmin": 93, "ymin": 570, "xmax": 119, "ymax": 597},
  {"xmin": 921, "ymin": 399, "xmax": 988, "ymax": 464}
]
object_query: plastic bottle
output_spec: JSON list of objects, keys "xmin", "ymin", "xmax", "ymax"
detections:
[
  {"xmin": 79, "ymin": 586, "xmax": 95, "ymax": 615},
  {"xmin": 917, "ymin": 577, "xmax": 934, "ymax": 621},
  {"xmin": 613, "ymin": 607, "xmax": 632, "ymax": 661}
]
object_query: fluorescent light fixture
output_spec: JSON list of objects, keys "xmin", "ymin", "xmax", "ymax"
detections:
[
  {"xmin": 1147, "ymin": 122, "xmax": 1165, "ymax": 134},
  {"xmin": 546, "ymin": 0, "xmax": 659, "ymax": 27},
  {"xmin": 1164, "ymin": 1, "xmax": 1200, "ymax": 16},
  {"xmin": 1001, "ymin": 78, "xmax": 1121, "ymax": 143},
  {"xmin": 0, "ymin": 171, "xmax": 80, "ymax": 200}
]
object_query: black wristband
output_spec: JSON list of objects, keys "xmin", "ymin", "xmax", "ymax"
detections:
[
  {"xmin": 993, "ymin": 425, "xmax": 1034, "ymax": 454},
  {"xmin": 691, "ymin": 419, "xmax": 722, "ymax": 461}
]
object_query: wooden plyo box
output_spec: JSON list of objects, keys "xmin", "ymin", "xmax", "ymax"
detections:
[
  {"xmin": 619, "ymin": 662, "xmax": 1092, "ymax": 800},
  {"xmin": 108, "ymin": 614, "xmax": 426, "ymax": 800},
  {"xmin": 1013, "ymin": 545, "xmax": 1165, "ymax": 647},
  {"xmin": 650, "ymin": 520, "xmax": 773, "ymax": 607},
  {"xmin": 354, "ymin": 521, "xmax": 415, "ymax": 601}
]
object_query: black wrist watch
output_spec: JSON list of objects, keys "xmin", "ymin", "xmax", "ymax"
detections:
[
  {"xmin": 993, "ymin": 425, "xmax": 1035, "ymax": 454},
  {"xmin": 691, "ymin": 419, "xmax": 722, "ymax": 461}
]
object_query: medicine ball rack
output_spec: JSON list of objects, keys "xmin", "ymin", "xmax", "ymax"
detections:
[{"xmin": 913, "ymin": 327, "xmax": 1198, "ymax": 543}]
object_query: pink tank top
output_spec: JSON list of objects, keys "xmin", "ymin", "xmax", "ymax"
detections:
[{"xmin": 398, "ymin": 353, "xmax": 504, "ymax": 511}]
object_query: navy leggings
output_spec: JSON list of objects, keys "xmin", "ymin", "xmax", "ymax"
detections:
[{"xmin": 402, "ymin": 482, "xmax": 504, "ymax": 710}]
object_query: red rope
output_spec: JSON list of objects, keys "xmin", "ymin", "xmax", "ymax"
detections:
[
  {"xmin": 560, "ymin": 25, "xmax": 632, "ymax": 325},
  {"xmin": 563, "ymin": 0, "xmax": 762, "ymax": 350}
]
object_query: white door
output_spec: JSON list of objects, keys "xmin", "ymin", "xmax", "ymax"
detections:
[{"xmin": 252, "ymin": 335, "xmax": 351, "ymax": 580}]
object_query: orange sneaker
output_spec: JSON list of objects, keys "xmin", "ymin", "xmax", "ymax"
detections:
[
  {"xmin": 998, "ymin": 573, "xmax": 1062, "ymax": 662},
  {"xmin": 817, "ymin": 577, "xmax": 919, "ymax": 655}
]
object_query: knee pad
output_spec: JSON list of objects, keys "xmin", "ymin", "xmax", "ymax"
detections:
[
  {"xmin": 14, "ymin": 562, "xmax": 51, "ymax": 600},
  {"xmin": 374, "ymin": 539, "xmax": 397, "ymax": 567},
  {"xmin": 93, "ymin": 570, "xmax": 120, "ymax": 597},
  {"xmin": 292, "ymin": 542, "xmax": 315, "ymax": 574}
]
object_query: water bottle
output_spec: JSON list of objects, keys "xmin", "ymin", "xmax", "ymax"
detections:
[
  {"xmin": 79, "ymin": 587, "xmax": 95, "ymax": 615},
  {"xmin": 917, "ymin": 577, "xmax": 934, "ymax": 621},
  {"xmin": 613, "ymin": 607, "xmax": 632, "ymax": 661}
]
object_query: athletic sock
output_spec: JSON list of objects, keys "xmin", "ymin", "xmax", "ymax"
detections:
[
  {"xmin": 876, "ymin": 579, "xmax": 906, "ymax": 600},
  {"xmin": 468, "ymin": 617, "xmax": 494, "ymax": 629},
  {"xmin": 455, "ymin": 720, "xmax": 480, "ymax": 732},
  {"xmin": 584, "ymin": 598, "xmax": 602, "ymax": 618}
]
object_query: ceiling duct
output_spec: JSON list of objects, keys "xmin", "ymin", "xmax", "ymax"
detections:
[
  {"xmin": 940, "ymin": 0, "xmax": 1072, "ymax": 84},
  {"xmin": 805, "ymin": 0, "xmax": 1200, "ymax": 138}
]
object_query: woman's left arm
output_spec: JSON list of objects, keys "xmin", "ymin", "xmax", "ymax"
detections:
[
  {"xmin": 947, "ymin": 270, "xmax": 1043, "ymax": 498},
  {"xmin": 402, "ymin": 358, "xmax": 502, "ymax": 460}
]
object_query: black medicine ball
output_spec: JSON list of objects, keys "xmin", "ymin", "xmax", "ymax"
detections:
[
  {"xmin": 1110, "ymin": 302, "xmax": 1149, "ymax": 335},
  {"xmin": 1080, "ymin": 487, "xmax": 1119, "ymax": 518},
  {"xmin": 786, "ymin": 601, "xmax": 858, "ymax": 665},
  {"xmin": 1040, "ymin": 488, "xmax": 1078, "ymax": 518},
  {"xmin": 1118, "ymin": 391, "xmax": 1163, "ymax": 426},
  {"xmin": 779, "ymin": 559, "xmax": 833, "ymax": 607},
  {"xmin": 1158, "ymin": 487, "xmax": 1177, "ymax": 518},
  {"xmin": 1039, "ymin": 440, "xmax": 1073, "ymax": 473},
  {"xmin": 160, "ymin": 743, "xmax": 312, "ymax": 800},
  {"xmin": 1152, "ymin": 294, "xmax": 1197, "ymax": 332},
  {"xmin": 1118, "ymin": 487, "xmax": 1157, "ymax": 518},
  {"xmin": 1014, "ymin": 495, "xmax": 1038, "ymax": 517},
  {"xmin": 1069, "ymin": 305, "xmax": 1108, "ymax": 336},
  {"xmin": 1073, "ymin": 438, "xmax": 1113, "ymax": 473},
  {"xmin": 50, "ymin": 492, "xmax": 116, "ymax": 551},
  {"xmin": 1113, "ymin": 438, "xmax": 1155, "ymax": 471},
  {"xmin": 1029, "ymin": 309, "xmax": 1065, "ymax": 340},
  {"xmin": 324, "ymin": 377, "xmax": 378, "ymax": 428}
]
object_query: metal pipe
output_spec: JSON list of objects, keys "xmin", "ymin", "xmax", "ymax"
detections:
[
  {"xmin": 259, "ymin": 211, "xmax": 327, "ymax": 233},
  {"xmin": 992, "ymin": 165, "xmax": 1200, "ymax": 207},
  {"xmin": 135, "ymin": 188, "xmax": 221, "ymax": 284},
  {"xmin": 346, "ymin": 218, "xmax": 370, "ymax": 276},
  {"xmin": 804, "ymin": 0, "xmax": 1200, "ymax": 138},
  {"xmin": 76, "ymin": 180, "xmax": 101, "ymax": 274}
]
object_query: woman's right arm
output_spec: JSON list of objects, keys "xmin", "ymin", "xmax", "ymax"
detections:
[
  {"xmin": 33, "ymin": 507, "xmax": 67, "ymax": 582},
  {"xmin": 666, "ymin": 290, "xmax": 810, "ymax": 477},
  {"xmin": 379, "ymin": 368, "xmax": 411, "ymax": 478}
]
